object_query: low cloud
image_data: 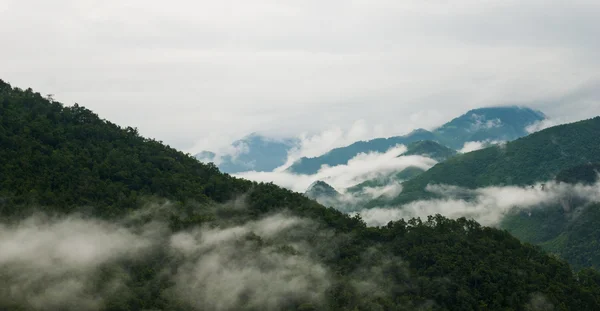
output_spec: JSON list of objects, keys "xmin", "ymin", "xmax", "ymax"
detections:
[
  {"xmin": 169, "ymin": 214, "xmax": 330, "ymax": 311},
  {"xmin": 459, "ymin": 140, "xmax": 505, "ymax": 153},
  {"xmin": 237, "ymin": 145, "xmax": 437, "ymax": 192},
  {"xmin": 471, "ymin": 113, "xmax": 502, "ymax": 131},
  {"xmin": 360, "ymin": 180, "xmax": 600, "ymax": 227},
  {"xmin": 362, "ymin": 181, "xmax": 404, "ymax": 200},
  {"xmin": 276, "ymin": 120, "xmax": 390, "ymax": 171},
  {"xmin": 0, "ymin": 214, "xmax": 158, "ymax": 310},
  {"xmin": 526, "ymin": 119, "xmax": 563, "ymax": 134},
  {"xmin": 0, "ymin": 202, "xmax": 414, "ymax": 310}
]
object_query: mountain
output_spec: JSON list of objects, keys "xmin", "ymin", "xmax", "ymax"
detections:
[
  {"xmin": 196, "ymin": 133, "xmax": 299, "ymax": 174},
  {"xmin": 435, "ymin": 106, "xmax": 546, "ymax": 149},
  {"xmin": 287, "ymin": 106, "xmax": 545, "ymax": 175},
  {"xmin": 304, "ymin": 180, "xmax": 342, "ymax": 207},
  {"xmin": 3, "ymin": 80, "xmax": 600, "ymax": 310},
  {"xmin": 287, "ymin": 129, "xmax": 437, "ymax": 175},
  {"xmin": 346, "ymin": 141, "xmax": 456, "ymax": 196},
  {"xmin": 376, "ymin": 117, "xmax": 600, "ymax": 207},
  {"xmin": 305, "ymin": 180, "xmax": 340, "ymax": 199},
  {"xmin": 501, "ymin": 163, "xmax": 600, "ymax": 270}
]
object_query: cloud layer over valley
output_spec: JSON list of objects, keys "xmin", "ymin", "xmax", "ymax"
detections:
[
  {"xmin": 236, "ymin": 145, "xmax": 437, "ymax": 193},
  {"xmin": 360, "ymin": 180, "xmax": 600, "ymax": 227}
]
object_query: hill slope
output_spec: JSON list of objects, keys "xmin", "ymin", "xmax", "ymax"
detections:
[
  {"xmin": 380, "ymin": 117, "xmax": 600, "ymax": 206},
  {"xmin": 2, "ymin": 80, "xmax": 600, "ymax": 310},
  {"xmin": 288, "ymin": 106, "xmax": 544, "ymax": 175},
  {"xmin": 501, "ymin": 163, "xmax": 600, "ymax": 270}
]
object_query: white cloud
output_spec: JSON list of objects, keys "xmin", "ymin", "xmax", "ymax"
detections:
[
  {"xmin": 0, "ymin": 215, "xmax": 157, "ymax": 310},
  {"xmin": 470, "ymin": 114, "xmax": 502, "ymax": 131},
  {"xmin": 360, "ymin": 180, "xmax": 600, "ymax": 227},
  {"xmin": 1, "ymin": 0, "xmax": 600, "ymax": 152},
  {"xmin": 526, "ymin": 119, "xmax": 563, "ymax": 134},
  {"xmin": 237, "ymin": 145, "xmax": 437, "ymax": 192},
  {"xmin": 459, "ymin": 140, "xmax": 505, "ymax": 153},
  {"xmin": 459, "ymin": 141, "xmax": 487, "ymax": 153},
  {"xmin": 362, "ymin": 182, "xmax": 404, "ymax": 199}
]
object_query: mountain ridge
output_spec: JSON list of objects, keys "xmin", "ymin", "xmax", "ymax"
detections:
[{"xmin": 287, "ymin": 106, "xmax": 545, "ymax": 175}]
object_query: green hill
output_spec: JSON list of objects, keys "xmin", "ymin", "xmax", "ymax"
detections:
[
  {"xmin": 500, "ymin": 163, "xmax": 600, "ymax": 270},
  {"xmin": 379, "ymin": 117, "xmax": 600, "ymax": 207},
  {"xmin": 2, "ymin": 80, "xmax": 600, "ymax": 310}
]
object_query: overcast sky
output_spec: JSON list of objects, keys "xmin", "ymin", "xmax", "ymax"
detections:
[{"xmin": 2, "ymin": 0, "xmax": 600, "ymax": 154}]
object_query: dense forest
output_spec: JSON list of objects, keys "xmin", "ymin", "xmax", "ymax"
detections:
[{"xmin": 2, "ymin": 79, "xmax": 600, "ymax": 310}]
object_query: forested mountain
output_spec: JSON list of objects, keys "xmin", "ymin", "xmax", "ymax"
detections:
[
  {"xmin": 501, "ymin": 163, "xmax": 600, "ymax": 270},
  {"xmin": 377, "ymin": 117, "xmax": 600, "ymax": 207},
  {"xmin": 435, "ymin": 106, "xmax": 546, "ymax": 149},
  {"xmin": 195, "ymin": 133, "xmax": 299, "ymax": 174},
  {"xmin": 2, "ymin": 80, "xmax": 600, "ymax": 311},
  {"xmin": 287, "ymin": 107, "xmax": 544, "ymax": 175}
]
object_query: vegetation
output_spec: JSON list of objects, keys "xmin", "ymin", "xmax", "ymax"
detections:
[
  {"xmin": 2, "ymin": 80, "xmax": 600, "ymax": 310},
  {"xmin": 501, "ymin": 164, "xmax": 600, "ymax": 271},
  {"xmin": 383, "ymin": 118, "xmax": 600, "ymax": 207}
]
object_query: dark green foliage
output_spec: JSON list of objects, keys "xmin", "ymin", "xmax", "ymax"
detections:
[
  {"xmin": 556, "ymin": 163, "xmax": 600, "ymax": 185},
  {"xmin": 0, "ymin": 80, "xmax": 252, "ymax": 216},
  {"xmin": 1, "ymin": 80, "xmax": 600, "ymax": 310},
  {"xmin": 385, "ymin": 117, "xmax": 600, "ymax": 207}
]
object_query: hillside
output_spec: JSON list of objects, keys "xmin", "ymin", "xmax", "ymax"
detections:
[
  {"xmin": 500, "ymin": 164, "xmax": 600, "ymax": 270},
  {"xmin": 287, "ymin": 107, "xmax": 544, "ymax": 175},
  {"xmin": 2, "ymin": 80, "xmax": 600, "ymax": 310},
  {"xmin": 380, "ymin": 117, "xmax": 600, "ymax": 207}
]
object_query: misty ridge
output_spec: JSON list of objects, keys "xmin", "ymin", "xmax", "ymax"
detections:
[{"xmin": 360, "ymin": 178, "xmax": 600, "ymax": 227}]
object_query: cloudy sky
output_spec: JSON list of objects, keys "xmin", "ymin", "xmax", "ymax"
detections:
[{"xmin": 2, "ymin": 0, "xmax": 600, "ymax": 153}]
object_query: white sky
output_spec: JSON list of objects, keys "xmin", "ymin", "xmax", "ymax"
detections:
[{"xmin": 2, "ymin": 0, "xmax": 600, "ymax": 153}]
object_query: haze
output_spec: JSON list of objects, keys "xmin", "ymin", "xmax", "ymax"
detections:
[{"xmin": 2, "ymin": 0, "xmax": 600, "ymax": 153}]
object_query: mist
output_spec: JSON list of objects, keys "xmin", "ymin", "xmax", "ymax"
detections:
[
  {"xmin": 236, "ymin": 145, "xmax": 437, "ymax": 192},
  {"xmin": 0, "ymin": 201, "xmax": 409, "ymax": 311},
  {"xmin": 360, "ymin": 180, "xmax": 600, "ymax": 227}
]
